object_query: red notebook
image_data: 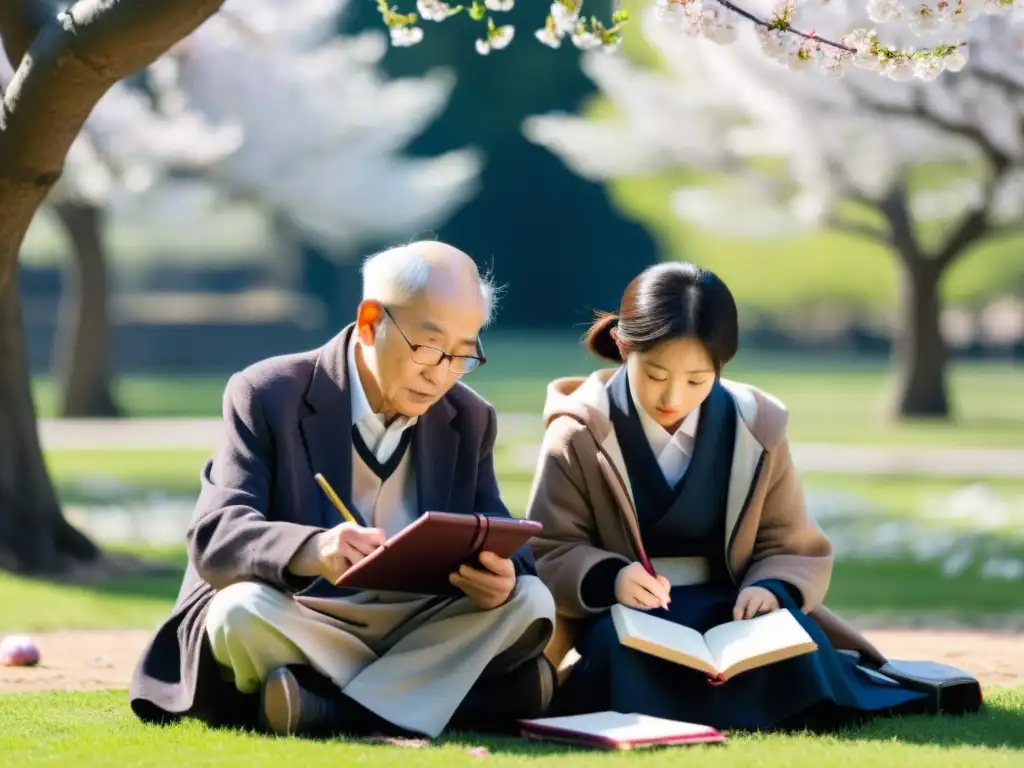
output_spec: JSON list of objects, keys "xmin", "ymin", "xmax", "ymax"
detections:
[
  {"xmin": 331, "ymin": 512, "xmax": 542, "ymax": 595},
  {"xmin": 518, "ymin": 712, "xmax": 726, "ymax": 750}
]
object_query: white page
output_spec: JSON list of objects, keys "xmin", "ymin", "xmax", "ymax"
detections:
[
  {"xmin": 704, "ymin": 609, "xmax": 814, "ymax": 673},
  {"xmin": 524, "ymin": 712, "xmax": 717, "ymax": 741},
  {"xmin": 612, "ymin": 605, "xmax": 717, "ymax": 671}
]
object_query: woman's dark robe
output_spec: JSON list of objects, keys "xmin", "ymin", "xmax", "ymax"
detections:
[{"xmin": 550, "ymin": 369, "xmax": 928, "ymax": 731}]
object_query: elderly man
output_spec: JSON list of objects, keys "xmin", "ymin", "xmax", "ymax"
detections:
[{"xmin": 129, "ymin": 241, "xmax": 557, "ymax": 739}]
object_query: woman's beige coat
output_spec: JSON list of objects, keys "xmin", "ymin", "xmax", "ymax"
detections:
[{"xmin": 525, "ymin": 369, "xmax": 887, "ymax": 669}]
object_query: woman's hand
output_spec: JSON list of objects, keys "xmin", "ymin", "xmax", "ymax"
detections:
[
  {"xmin": 733, "ymin": 586, "xmax": 780, "ymax": 621},
  {"xmin": 615, "ymin": 562, "xmax": 672, "ymax": 610}
]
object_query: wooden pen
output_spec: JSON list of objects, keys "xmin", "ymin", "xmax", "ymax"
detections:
[{"xmin": 314, "ymin": 472, "xmax": 358, "ymax": 525}]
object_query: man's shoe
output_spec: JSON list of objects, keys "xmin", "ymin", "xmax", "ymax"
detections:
[
  {"xmin": 449, "ymin": 655, "xmax": 557, "ymax": 733},
  {"xmin": 260, "ymin": 664, "xmax": 415, "ymax": 739},
  {"xmin": 260, "ymin": 665, "xmax": 345, "ymax": 737}
]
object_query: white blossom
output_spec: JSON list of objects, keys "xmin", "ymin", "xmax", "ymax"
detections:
[
  {"xmin": 0, "ymin": 42, "xmax": 239, "ymax": 209},
  {"xmin": 491, "ymin": 24, "xmax": 516, "ymax": 49},
  {"xmin": 535, "ymin": 25, "xmax": 562, "ymax": 48},
  {"xmin": 551, "ymin": 1, "xmax": 581, "ymax": 35},
  {"xmin": 355, "ymin": 0, "xmax": 1024, "ymax": 78},
  {"xmin": 655, "ymin": 0, "xmax": 685, "ymax": 26},
  {"xmin": 572, "ymin": 30, "xmax": 604, "ymax": 49},
  {"xmin": 867, "ymin": 0, "xmax": 905, "ymax": 22},
  {"xmin": 417, "ymin": 0, "xmax": 458, "ymax": 21},
  {"xmin": 524, "ymin": 1, "xmax": 1024, "ymax": 269},
  {"xmin": 116, "ymin": 0, "xmax": 481, "ymax": 250},
  {"xmin": 390, "ymin": 25, "xmax": 425, "ymax": 47}
]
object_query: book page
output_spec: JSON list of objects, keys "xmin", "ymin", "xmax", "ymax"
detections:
[
  {"xmin": 611, "ymin": 605, "xmax": 718, "ymax": 675},
  {"xmin": 522, "ymin": 712, "xmax": 719, "ymax": 742},
  {"xmin": 704, "ymin": 609, "xmax": 817, "ymax": 677}
]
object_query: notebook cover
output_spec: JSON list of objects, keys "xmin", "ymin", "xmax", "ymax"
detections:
[
  {"xmin": 518, "ymin": 713, "xmax": 725, "ymax": 750},
  {"xmin": 332, "ymin": 512, "xmax": 542, "ymax": 595}
]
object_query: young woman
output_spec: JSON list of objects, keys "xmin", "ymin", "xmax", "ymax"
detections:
[{"xmin": 525, "ymin": 262, "xmax": 929, "ymax": 732}]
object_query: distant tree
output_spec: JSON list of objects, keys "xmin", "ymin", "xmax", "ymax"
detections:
[
  {"xmin": 524, "ymin": 3, "xmax": 1024, "ymax": 419},
  {"xmin": 1, "ymin": 43, "xmax": 239, "ymax": 417},
  {"xmin": 134, "ymin": 0, "xmax": 480, "ymax": 258}
]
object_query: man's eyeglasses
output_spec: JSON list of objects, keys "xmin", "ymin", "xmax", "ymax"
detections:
[{"xmin": 382, "ymin": 307, "xmax": 486, "ymax": 375}]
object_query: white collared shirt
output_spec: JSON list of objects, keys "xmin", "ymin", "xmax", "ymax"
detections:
[
  {"xmin": 347, "ymin": 334, "xmax": 418, "ymax": 464},
  {"xmin": 627, "ymin": 368, "xmax": 700, "ymax": 486}
]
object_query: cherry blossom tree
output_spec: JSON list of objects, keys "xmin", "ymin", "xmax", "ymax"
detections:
[
  {"xmin": 374, "ymin": 0, "xmax": 1014, "ymax": 83},
  {"xmin": 129, "ymin": 0, "xmax": 481, "ymax": 255},
  {"xmin": 523, "ymin": 1, "xmax": 1024, "ymax": 420},
  {"xmin": 9, "ymin": 0, "xmax": 480, "ymax": 418},
  {"xmin": 0, "ymin": 44, "xmax": 241, "ymax": 418},
  {"xmin": 0, "ymin": 0, "xmax": 478, "ymax": 574}
]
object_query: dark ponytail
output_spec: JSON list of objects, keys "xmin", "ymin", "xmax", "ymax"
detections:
[
  {"xmin": 583, "ymin": 313, "xmax": 623, "ymax": 362},
  {"xmin": 582, "ymin": 263, "xmax": 739, "ymax": 372}
]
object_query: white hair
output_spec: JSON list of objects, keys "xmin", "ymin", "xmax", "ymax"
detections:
[{"xmin": 360, "ymin": 245, "xmax": 498, "ymax": 326}]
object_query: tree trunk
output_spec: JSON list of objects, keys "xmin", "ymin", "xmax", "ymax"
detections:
[
  {"xmin": 0, "ymin": 271, "xmax": 100, "ymax": 574},
  {"xmin": 891, "ymin": 258, "xmax": 951, "ymax": 419},
  {"xmin": 52, "ymin": 202, "xmax": 122, "ymax": 418}
]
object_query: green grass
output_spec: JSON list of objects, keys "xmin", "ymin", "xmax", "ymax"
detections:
[
  {"xmin": 30, "ymin": 340, "xmax": 1024, "ymax": 448},
  {"xmin": 0, "ymin": 547, "xmax": 186, "ymax": 631},
  {"xmin": 0, "ymin": 688, "xmax": 1021, "ymax": 766},
  {"xmin": 47, "ymin": 450, "xmax": 210, "ymax": 498},
  {"xmin": 9, "ymin": 548, "xmax": 1018, "ymax": 633},
  {"xmin": 2, "ymin": 448, "xmax": 1019, "ymax": 631}
]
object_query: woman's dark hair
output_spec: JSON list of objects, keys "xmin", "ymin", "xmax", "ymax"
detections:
[{"xmin": 583, "ymin": 262, "xmax": 739, "ymax": 373}]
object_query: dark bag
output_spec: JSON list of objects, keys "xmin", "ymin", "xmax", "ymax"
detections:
[
  {"xmin": 841, "ymin": 651, "xmax": 984, "ymax": 715},
  {"xmin": 873, "ymin": 659, "xmax": 984, "ymax": 715}
]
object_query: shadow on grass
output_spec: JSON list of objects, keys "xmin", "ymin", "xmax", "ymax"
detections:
[
  {"xmin": 18, "ymin": 546, "xmax": 187, "ymax": 604},
  {"xmin": 831, "ymin": 698, "xmax": 1024, "ymax": 750}
]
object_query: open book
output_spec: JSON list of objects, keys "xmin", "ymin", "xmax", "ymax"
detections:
[
  {"xmin": 519, "ymin": 712, "xmax": 725, "ymax": 750},
  {"xmin": 611, "ymin": 604, "xmax": 818, "ymax": 681}
]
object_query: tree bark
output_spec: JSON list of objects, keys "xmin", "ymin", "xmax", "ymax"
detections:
[
  {"xmin": 0, "ymin": 270, "xmax": 100, "ymax": 573},
  {"xmin": 0, "ymin": 0, "xmax": 227, "ymax": 575},
  {"xmin": 892, "ymin": 257, "xmax": 951, "ymax": 419},
  {"xmin": 52, "ymin": 201, "xmax": 121, "ymax": 417}
]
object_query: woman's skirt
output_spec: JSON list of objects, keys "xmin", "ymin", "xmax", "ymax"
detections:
[{"xmin": 551, "ymin": 580, "xmax": 929, "ymax": 732}]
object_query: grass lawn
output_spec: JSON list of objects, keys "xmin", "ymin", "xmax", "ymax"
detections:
[
  {"xmin": 31, "ymin": 339, "xmax": 1024, "ymax": 448},
  {"xmin": 1, "ymin": 447, "xmax": 1020, "ymax": 631},
  {"xmin": 0, "ymin": 688, "xmax": 1021, "ymax": 766}
]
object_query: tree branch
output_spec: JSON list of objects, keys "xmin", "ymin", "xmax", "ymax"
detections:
[
  {"xmin": 847, "ymin": 83, "xmax": 1011, "ymax": 171},
  {"xmin": 846, "ymin": 78, "xmax": 1018, "ymax": 273},
  {"xmin": 930, "ymin": 160, "xmax": 1010, "ymax": 271},
  {"xmin": 970, "ymin": 67, "xmax": 1024, "ymax": 98},
  {"xmin": 0, "ymin": 0, "xmax": 59, "ymax": 66},
  {"xmin": 0, "ymin": 0, "xmax": 227, "ymax": 289},
  {"xmin": 933, "ymin": 208, "xmax": 990, "ymax": 270},
  {"xmin": 877, "ymin": 181, "xmax": 928, "ymax": 268},
  {"xmin": 987, "ymin": 219, "xmax": 1024, "ymax": 241},
  {"xmin": 826, "ymin": 214, "xmax": 888, "ymax": 243}
]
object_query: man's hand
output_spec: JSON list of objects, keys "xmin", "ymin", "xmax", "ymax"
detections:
[
  {"xmin": 290, "ymin": 523, "xmax": 386, "ymax": 583},
  {"xmin": 449, "ymin": 550, "xmax": 516, "ymax": 610},
  {"xmin": 732, "ymin": 586, "xmax": 780, "ymax": 621},
  {"xmin": 614, "ymin": 562, "xmax": 671, "ymax": 610}
]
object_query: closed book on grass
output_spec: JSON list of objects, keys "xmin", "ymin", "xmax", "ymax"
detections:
[
  {"xmin": 518, "ymin": 712, "xmax": 725, "ymax": 749},
  {"xmin": 611, "ymin": 604, "xmax": 818, "ymax": 682}
]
